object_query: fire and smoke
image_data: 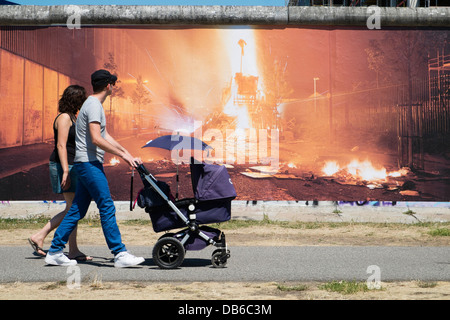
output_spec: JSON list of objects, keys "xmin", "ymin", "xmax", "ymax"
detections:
[
  {"xmin": 221, "ymin": 28, "xmax": 261, "ymax": 131},
  {"xmin": 322, "ymin": 159, "xmax": 409, "ymax": 185}
]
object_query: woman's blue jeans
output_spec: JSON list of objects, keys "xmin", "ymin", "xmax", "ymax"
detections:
[{"xmin": 49, "ymin": 161, "xmax": 126, "ymax": 255}]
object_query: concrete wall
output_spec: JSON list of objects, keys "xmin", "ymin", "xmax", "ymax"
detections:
[
  {"xmin": 1, "ymin": 5, "xmax": 448, "ymax": 220},
  {"xmin": 0, "ymin": 6, "xmax": 448, "ymax": 27},
  {"xmin": 1, "ymin": 200, "xmax": 449, "ymax": 223}
]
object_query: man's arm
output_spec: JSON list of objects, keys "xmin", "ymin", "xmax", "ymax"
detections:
[
  {"xmin": 89, "ymin": 122, "xmax": 141, "ymax": 167},
  {"xmin": 103, "ymin": 128, "xmax": 132, "ymax": 158}
]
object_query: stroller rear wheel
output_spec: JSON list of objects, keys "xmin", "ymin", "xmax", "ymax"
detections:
[{"xmin": 153, "ymin": 237, "xmax": 185, "ymax": 269}]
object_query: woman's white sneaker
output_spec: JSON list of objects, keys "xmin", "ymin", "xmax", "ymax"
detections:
[
  {"xmin": 45, "ymin": 250, "xmax": 77, "ymax": 266},
  {"xmin": 114, "ymin": 251, "xmax": 145, "ymax": 268}
]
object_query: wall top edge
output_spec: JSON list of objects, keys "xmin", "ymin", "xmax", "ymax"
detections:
[{"xmin": 0, "ymin": 6, "xmax": 449, "ymax": 27}]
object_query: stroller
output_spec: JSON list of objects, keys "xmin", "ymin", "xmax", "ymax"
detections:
[{"xmin": 134, "ymin": 158, "xmax": 236, "ymax": 269}]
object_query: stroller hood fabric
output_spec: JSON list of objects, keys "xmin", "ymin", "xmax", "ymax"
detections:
[{"xmin": 191, "ymin": 162, "xmax": 237, "ymax": 201}]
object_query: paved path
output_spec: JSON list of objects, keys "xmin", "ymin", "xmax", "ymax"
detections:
[{"xmin": 1, "ymin": 246, "xmax": 449, "ymax": 283}]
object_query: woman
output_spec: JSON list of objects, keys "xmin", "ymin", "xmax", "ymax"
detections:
[{"xmin": 28, "ymin": 85, "xmax": 91, "ymax": 261}]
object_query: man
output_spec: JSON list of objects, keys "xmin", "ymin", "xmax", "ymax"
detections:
[{"xmin": 45, "ymin": 69, "xmax": 145, "ymax": 268}]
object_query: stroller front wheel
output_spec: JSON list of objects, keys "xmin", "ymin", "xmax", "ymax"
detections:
[
  {"xmin": 211, "ymin": 249, "xmax": 230, "ymax": 268},
  {"xmin": 153, "ymin": 237, "xmax": 185, "ymax": 269}
]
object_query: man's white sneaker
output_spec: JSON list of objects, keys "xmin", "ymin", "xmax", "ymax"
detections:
[
  {"xmin": 45, "ymin": 250, "xmax": 77, "ymax": 266},
  {"xmin": 114, "ymin": 251, "xmax": 145, "ymax": 268}
]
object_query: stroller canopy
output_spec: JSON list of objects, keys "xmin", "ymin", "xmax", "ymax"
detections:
[{"xmin": 191, "ymin": 162, "xmax": 237, "ymax": 201}]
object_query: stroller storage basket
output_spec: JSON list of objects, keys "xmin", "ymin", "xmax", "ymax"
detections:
[
  {"xmin": 169, "ymin": 226, "xmax": 222, "ymax": 251},
  {"xmin": 144, "ymin": 196, "xmax": 232, "ymax": 233}
]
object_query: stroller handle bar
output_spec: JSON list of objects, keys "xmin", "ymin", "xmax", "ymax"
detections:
[
  {"xmin": 136, "ymin": 163, "xmax": 150, "ymax": 176},
  {"xmin": 136, "ymin": 163, "xmax": 159, "ymax": 184}
]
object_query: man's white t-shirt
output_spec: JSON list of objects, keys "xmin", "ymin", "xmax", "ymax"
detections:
[{"xmin": 74, "ymin": 96, "xmax": 106, "ymax": 163}]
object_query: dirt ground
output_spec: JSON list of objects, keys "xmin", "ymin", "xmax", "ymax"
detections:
[{"xmin": 1, "ymin": 222, "xmax": 449, "ymax": 300}]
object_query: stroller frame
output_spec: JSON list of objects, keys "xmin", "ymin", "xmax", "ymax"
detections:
[{"xmin": 136, "ymin": 163, "xmax": 231, "ymax": 269}]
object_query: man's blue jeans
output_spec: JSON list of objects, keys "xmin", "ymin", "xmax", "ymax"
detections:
[{"xmin": 49, "ymin": 161, "xmax": 126, "ymax": 255}]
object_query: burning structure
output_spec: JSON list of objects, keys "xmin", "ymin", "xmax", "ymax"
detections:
[{"xmin": 204, "ymin": 31, "xmax": 282, "ymax": 134}]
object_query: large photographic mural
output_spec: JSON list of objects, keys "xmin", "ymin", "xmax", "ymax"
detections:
[{"xmin": 0, "ymin": 26, "xmax": 449, "ymax": 201}]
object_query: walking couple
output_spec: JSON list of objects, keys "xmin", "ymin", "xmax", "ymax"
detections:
[{"xmin": 29, "ymin": 69, "xmax": 145, "ymax": 268}]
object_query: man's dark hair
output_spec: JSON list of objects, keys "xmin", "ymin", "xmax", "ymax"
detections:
[
  {"xmin": 91, "ymin": 69, "xmax": 117, "ymax": 93},
  {"xmin": 93, "ymin": 82, "xmax": 109, "ymax": 94}
]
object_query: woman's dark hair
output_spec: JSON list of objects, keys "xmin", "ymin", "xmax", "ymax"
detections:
[{"xmin": 58, "ymin": 85, "xmax": 87, "ymax": 116}]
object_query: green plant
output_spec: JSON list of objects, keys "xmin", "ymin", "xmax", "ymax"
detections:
[
  {"xmin": 0, "ymin": 216, "xmax": 49, "ymax": 230},
  {"xmin": 402, "ymin": 209, "xmax": 422, "ymax": 222},
  {"xmin": 417, "ymin": 281, "xmax": 437, "ymax": 288},
  {"xmin": 428, "ymin": 228, "xmax": 450, "ymax": 237},
  {"xmin": 403, "ymin": 209, "xmax": 416, "ymax": 216},
  {"xmin": 40, "ymin": 281, "xmax": 66, "ymax": 290},
  {"xmin": 276, "ymin": 283, "xmax": 308, "ymax": 292},
  {"xmin": 319, "ymin": 280, "xmax": 369, "ymax": 295}
]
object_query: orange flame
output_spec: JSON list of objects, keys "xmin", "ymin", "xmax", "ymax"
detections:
[
  {"xmin": 322, "ymin": 159, "xmax": 407, "ymax": 183},
  {"xmin": 322, "ymin": 161, "xmax": 340, "ymax": 176},
  {"xmin": 109, "ymin": 157, "xmax": 120, "ymax": 166}
]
